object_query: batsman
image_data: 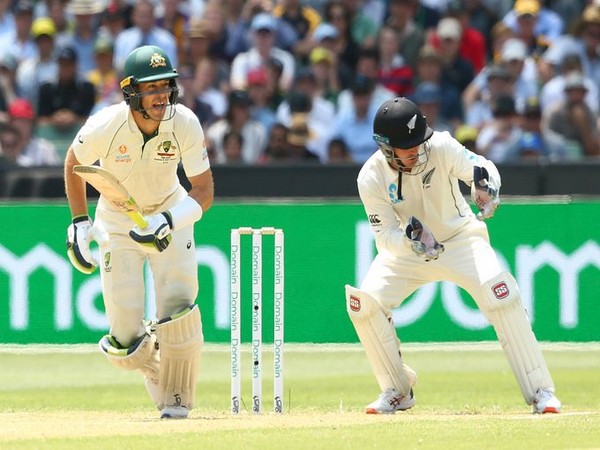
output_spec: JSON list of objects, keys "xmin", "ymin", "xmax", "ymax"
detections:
[
  {"xmin": 64, "ymin": 45, "xmax": 214, "ymax": 419},
  {"xmin": 346, "ymin": 97, "xmax": 561, "ymax": 414}
]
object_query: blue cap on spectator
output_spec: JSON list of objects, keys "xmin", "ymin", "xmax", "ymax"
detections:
[
  {"xmin": 251, "ymin": 13, "xmax": 277, "ymax": 32},
  {"xmin": 412, "ymin": 82, "xmax": 442, "ymax": 104},
  {"xmin": 313, "ymin": 23, "xmax": 339, "ymax": 42},
  {"xmin": 519, "ymin": 132, "xmax": 544, "ymax": 154}
]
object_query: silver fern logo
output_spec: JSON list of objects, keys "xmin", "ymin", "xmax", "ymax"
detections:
[
  {"xmin": 407, "ymin": 114, "xmax": 417, "ymax": 133},
  {"xmin": 422, "ymin": 168, "xmax": 435, "ymax": 189}
]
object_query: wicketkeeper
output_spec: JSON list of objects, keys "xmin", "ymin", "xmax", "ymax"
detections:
[
  {"xmin": 64, "ymin": 45, "xmax": 214, "ymax": 419},
  {"xmin": 347, "ymin": 97, "xmax": 561, "ymax": 414}
]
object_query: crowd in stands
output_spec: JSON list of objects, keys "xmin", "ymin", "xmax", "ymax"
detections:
[{"xmin": 0, "ymin": 0, "xmax": 599, "ymax": 168}]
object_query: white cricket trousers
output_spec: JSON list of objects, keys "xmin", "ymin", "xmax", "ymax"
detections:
[
  {"xmin": 361, "ymin": 221, "xmax": 502, "ymax": 315},
  {"xmin": 96, "ymin": 218, "xmax": 198, "ymax": 347}
]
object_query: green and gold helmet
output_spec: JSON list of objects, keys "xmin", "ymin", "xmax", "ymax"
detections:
[{"xmin": 120, "ymin": 45, "xmax": 179, "ymax": 114}]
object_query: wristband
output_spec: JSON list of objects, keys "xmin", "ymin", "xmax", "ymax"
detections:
[
  {"xmin": 166, "ymin": 196, "xmax": 203, "ymax": 230},
  {"xmin": 72, "ymin": 214, "xmax": 89, "ymax": 224}
]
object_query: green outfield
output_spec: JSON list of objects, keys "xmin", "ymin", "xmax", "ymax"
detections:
[{"xmin": 1, "ymin": 343, "xmax": 599, "ymax": 450}]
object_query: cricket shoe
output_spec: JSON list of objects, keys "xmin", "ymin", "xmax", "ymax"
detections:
[
  {"xmin": 160, "ymin": 405, "xmax": 189, "ymax": 419},
  {"xmin": 366, "ymin": 388, "xmax": 415, "ymax": 414},
  {"xmin": 532, "ymin": 388, "xmax": 561, "ymax": 414}
]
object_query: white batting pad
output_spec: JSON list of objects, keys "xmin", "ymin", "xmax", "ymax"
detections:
[
  {"xmin": 479, "ymin": 272, "xmax": 555, "ymax": 404},
  {"xmin": 346, "ymin": 285, "xmax": 416, "ymax": 396},
  {"xmin": 155, "ymin": 304, "xmax": 203, "ymax": 410},
  {"xmin": 99, "ymin": 332, "xmax": 160, "ymax": 404}
]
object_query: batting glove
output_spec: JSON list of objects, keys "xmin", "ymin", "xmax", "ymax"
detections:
[
  {"xmin": 66, "ymin": 215, "xmax": 107, "ymax": 274},
  {"xmin": 471, "ymin": 166, "xmax": 500, "ymax": 220},
  {"xmin": 405, "ymin": 216, "xmax": 445, "ymax": 262},
  {"xmin": 129, "ymin": 212, "xmax": 172, "ymax": 253}
]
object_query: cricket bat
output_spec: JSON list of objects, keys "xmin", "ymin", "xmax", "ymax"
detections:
[{"xmin": 73, "ymin": 165, "xmax": 149, "ymax": 229}]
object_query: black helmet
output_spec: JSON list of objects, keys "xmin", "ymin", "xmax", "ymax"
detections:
[
  {"xmin": 373, "ymin": 97, "xmax": 433, "ymax": 174},
  {"xmin": 373, "ymin": 97, "xmax": 433, "ymax": 150}
]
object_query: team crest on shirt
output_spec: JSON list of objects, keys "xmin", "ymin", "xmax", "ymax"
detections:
[
  {"xmin": 421, "ymin": 168, "xmax": 435, "ymax": 189},
  {"xmin": 103, "ymin": 252, "xmax": 112, "ymax": 273},
  {"xmin": 115, "ymin": 144, "xmax": 131, "ymax": 163},
  {"xmin": 154, "ymin": 140, "xmax": 178, "ymax": 162},
  {"xmin": 149, "ymin": 53, "xmax": 167, "ymax": 68}
]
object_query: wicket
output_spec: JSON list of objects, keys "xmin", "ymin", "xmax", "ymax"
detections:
[{"xmin": 230, "ymin": 227, "xmax": 284, "ymax": 414}]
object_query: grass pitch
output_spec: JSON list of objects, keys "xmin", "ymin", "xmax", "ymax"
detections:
[{"xmin": 0, "ymin": 343, "xmax": 599, "ymax": 450}]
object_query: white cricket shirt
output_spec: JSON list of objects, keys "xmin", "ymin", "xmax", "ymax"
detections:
[
  {"xmin": 357, "ymin": 131, "xmax": 500, "ymax": 257},
  {"xmin": 72, "ymin": 102, "xmax": 210, "ymax": 215}
]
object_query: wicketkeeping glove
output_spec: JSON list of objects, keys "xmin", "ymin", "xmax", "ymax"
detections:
[
  {"xmin": 66, "ymin": 215, "xmax": 108, "ymax": 274},
  {"xmin": 471, "ymin": 166, "xmax": 500, "ymax": 220},
  {"xmin": 405, "ymin": 216, "xmax": 445, "ymax": 262},
  {"xmin": 129, "ymin": 212, "xmax": 172, "ymax": 253}
]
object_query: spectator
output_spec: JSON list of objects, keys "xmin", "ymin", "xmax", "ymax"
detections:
[
  {"xmin": 476, "ymin": 94, "xmax": 523, "ymax": 162},
  {"xmin": 206, "ymin": 89, "xmax": 267, "ymax": 164},
  {"xmin": 86, "ymin": 34, "xmax": 120, "ymax": 113},
  {"xmin": 98, "ymin": 1, "xmax": 128, "ymax": 41},
  {"xmin": 384, "ymin": 0, "xmax": 425, "ymax": 70},
  {"xmin": 272, "ymin": 0, "xmax": 322, "ymax": 60},
  {"xmin": 464, "ymin": 38, "xmax": 538, "ymax": 123},
  {"xmin": 542, "ymin": 72, "xmax": 600, "ymax": 158},
  {"xmin": 224, "ymin": 0, "xmax": 298, "ymax": 58},
  {"xmin": 221, "ymin": 129, "xmax": 244, "ymax": 163},
  {"xmin": 2, "ymin": 0, "xmax": 36, "ymax": 64},
  {"xmin": 454, "ymin": 124, "xmax": 479, "ymax": 152},
  {"xmin": 464, "ymin": 64, "xmax": 515, "ymax": 128},
  {"xmin": 56, "ymin": 0, "xmax": 105, "ymax": 77},
  {"xmin": 410, "ymin": 82, "xmax": 453, "ymax": 132},
  {"xmin": 198, "ymin": 1, "xmax": 231, "ymax": 64},
  {"xmin": 489, "ymin": 21, "xmax": 515, "ymax": 64},
  {"xmin": 36, "ymin": 46, "xmax": 95, "ymax": 155},
  {"xmin": 308, "ymin": 46, "xmax": 342, "ymax": 106},
  {"xmin": 40, "ymin": 0, "xmax": 71, "ymax": 35},
  {"xmin": 247, "ymin": 67, "xmax": 278, "ymax": 135},
  {"xmin": 540, "ymin": 53, "xmax": 598, "ymax": 114},
  {"xmin": 434, "ymin": 17, "xmax": 475, "ymax": 94},
  {"xmin": 310, "ymin": 22, "xmax": 353, "ymax": 91},
  {"xmin": 183, "ymin": 17, "xmax": 229, "ymax": 92},
  {"xmin": 3, "ymin": 98, "xmax": 60, "ymax": 166},
  {"xmin": 260, "ymin": 122, "xmax": 290, "ymax": 162},
  {"xmin": 429, "ymin": 0, "xmax": 487, "ymax": 73},
  {"xmin": 337, "ymin": 48, "xmax": 395, "ymax": 116},
  {"xmin": 502, "ymin": 0, "xmax": 563, "ymax": 44},
  {"xmin": 323, "ymin": 0, "xmax": 361, "ymax": 71},
  {"xmin": 113, "ymin": 0, "xmax": 178, "ymax": 72},
  {"xmin": 0, "ymin": 54, "xmax": 18, "ymax": 118},
  {"xmin": 331, "ymin": 75, "xmax": 378, "ymax": 163},
  {"xmin": 413, "ymin": 45, "xmax": 463, "ymax": 125},
  {"xmin": 516, "ymin": 132, "xmax": 546, "ymax": 160},
  {"xmin": 265, "ymin": 56, "xmax": 286, "ymax": 111},
  {"xmin": 16, "ymin": 17, "xmax": 58, "ymax": 110},
  {"xmin": 0, "ymin": 122, "xmax": 20, "ymax": 166},
  {"xmin": 326, "ymin": 137, "xmax": 351, "ymax": 163},
  {"xmin": 517, "ymin": 97, "xmax": 567, "ymax": 160},
  {"xmin": 276, "ymin": 69, "xmax": 335, "ymax": 161},
  {"xmin": 505, "ymin": 0, "xmax": 554, "ymax": 58},
  {"xmin": 455, "ymin": 0, "xmax": 500, "ymax": 40},
  {"xmin": 156, "ymin": 0, "xmax": 188, "ymax": 66},
  {"xmin": 0, "ymin": 0, "xmax": 15, "ymax": 44},
  {"xmin": 286, "ymin": 112, "xmax": 320, "ymax": 160},
  {"xmin": 341, "ymin": 0, "xmax": 378, "ymax": 49},
  {"xmin": 377, "ymin": 25, "xmax": 413, "ymax": 97},
  {"xmin": 190, "ymin": 57, "xmax": 227, "ymax": 124},
  {"xmin": 229, "ymin": 13, "xmax": 296, "ymax": 92}
]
